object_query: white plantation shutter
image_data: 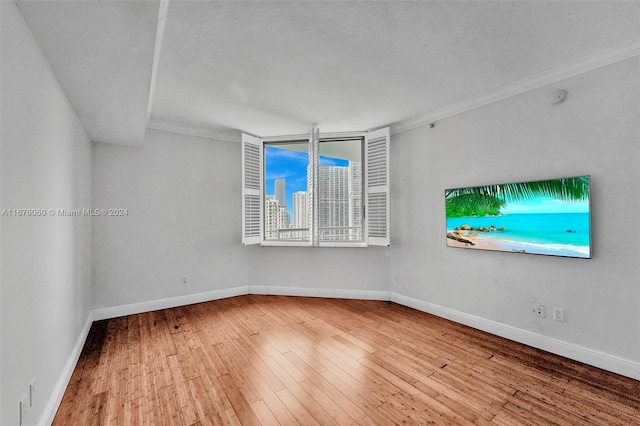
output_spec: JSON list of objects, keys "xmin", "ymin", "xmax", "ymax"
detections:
[
  {"xmin": 308, "ymin": 128, "xmax": 320, "ymax": 246},
  {"xmin": 366, "ymin": 127, "xmax": 390, "ymax": 246},
  {"xmin": 242, "ymin": 133, "xmax": 262, "ymax": 245}
]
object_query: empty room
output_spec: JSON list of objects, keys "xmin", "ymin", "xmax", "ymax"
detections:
[{"xmin": 1, "ymin": 1, "xmax": 639, "ymax": 425}]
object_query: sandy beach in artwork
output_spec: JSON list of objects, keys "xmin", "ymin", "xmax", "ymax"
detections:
[{"xmin": 446, "ymin": 232, "xmax": 511, "ymax": 252}]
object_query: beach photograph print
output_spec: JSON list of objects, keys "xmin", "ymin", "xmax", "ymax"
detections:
[{"xmin": 445, "ymin": 176, "xmax": 591, "ymax": 258}]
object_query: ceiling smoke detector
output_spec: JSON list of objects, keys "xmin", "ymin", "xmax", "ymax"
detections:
[{"xmin": 548, "ymin": 89, "xmax": 568, "ymax": 105}]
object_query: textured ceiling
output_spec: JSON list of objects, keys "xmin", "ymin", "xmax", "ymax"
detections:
[{"xmin": 15, "ymin": 1, "xmax": 640, "ymax": 145}]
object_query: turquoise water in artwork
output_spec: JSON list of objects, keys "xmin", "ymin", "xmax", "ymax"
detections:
[{"xmin": 446, "ymin": 213, "xmax": 591, "ymax": 258}]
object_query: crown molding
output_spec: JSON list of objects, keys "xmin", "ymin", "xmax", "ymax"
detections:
[
  {"xmin": 146, "ymin": 120, "xmax": 242, "ymax": 143},
  {"xmin": 147, "ymin": 39, "xmax": 640, "ymax": 141},
  {"xmin": 391, "ymin": 38, "xmax": 640, "ymax": 136}
]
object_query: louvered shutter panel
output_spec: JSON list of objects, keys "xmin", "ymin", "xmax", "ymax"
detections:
[
  {"xmin": 307, "ymin": 128, "xmax": 320, "ymax": 246},
  {"xmin": 366, "ymin": 127, "xmax": 390, "ymax": 246},
  {"xmin": 242, "ymin": 133, "xmax": 262, "ymax": 245}
]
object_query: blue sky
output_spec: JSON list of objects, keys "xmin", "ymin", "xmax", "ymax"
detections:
[
  {"xmin": 265, "ymin": 146, "xmax": 349, "ymax": 217},
  {"xmin": 501, "ymin": 195, "xmax": 590, "ymax": 215}
]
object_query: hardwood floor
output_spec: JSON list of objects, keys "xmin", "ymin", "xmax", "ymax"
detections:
[{"xmin": 54, "ymin": 295, "xmax": 639, "ymax": 425}]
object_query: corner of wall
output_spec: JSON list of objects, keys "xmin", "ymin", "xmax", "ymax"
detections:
[{"xmin": 39, "ymin": 312, "xmax": 93, "ymax": 426}]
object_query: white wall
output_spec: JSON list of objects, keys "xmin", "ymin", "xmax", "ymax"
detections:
[
  {"xmin": 92, "ymin": 128, "xmax": 391, "ymax": 315},
  {"xmin": 92, "ymin": 129, "xmax": 251, "ymax": 314},
  {"xmin": 247, "ymin": 245, "xmax": 390, "ymax": 298},
  {"xmin": 1, "ymin": 2, "xmax": 93, "ymax": 425},
  {"xmin": 390, "ymin": 57, "xmax": 640, "ymax": 376}
]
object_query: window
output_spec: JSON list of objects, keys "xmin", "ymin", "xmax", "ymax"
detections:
[
  {"xmin": 242, "ymin": 127, "xmax": 389, "ymax": 247},
  {"xmin": 264, "ymin": 140, "xmax": 310, "ymax": 242}
]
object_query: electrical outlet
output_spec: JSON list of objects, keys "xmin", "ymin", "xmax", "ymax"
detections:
[
  {"xmin": 553, "ymin": 307, "xmax": 565, "ymax": 322},
  {"xmin": 533, "ymin": 304, "xmax": 545, "ymax": 318},
  {"xmin": 182, "ymin": 275, "xmax": 188, "ymax": 285}
]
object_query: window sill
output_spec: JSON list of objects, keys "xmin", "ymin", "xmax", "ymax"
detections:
[{"xmin": 260, "ymin": 241, "xmax": 369, "ymax": 248}]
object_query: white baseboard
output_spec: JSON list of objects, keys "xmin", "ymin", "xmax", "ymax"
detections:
[
  {"xmin": 92, "ymin": 286, "xmax": 389, "ymax": 322},
  {"xmin": 40, "ymin": 312, "xmax": 94, "ymax": 426},
  {"xmin": 249, "ymin": 285, "xmax": 391, "ymax": 301},
  {"xmin": 390, "ymin": 292, "xmax": 639, "ymax": 381},
  {"xmin": 92, "ymin": 286, "xmax": 249, "ymax": 321}
]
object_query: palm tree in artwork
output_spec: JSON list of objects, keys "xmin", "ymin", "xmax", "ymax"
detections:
[{"xmin": 445, "ymin": 176, "xmax": 589, "ymax": 218}]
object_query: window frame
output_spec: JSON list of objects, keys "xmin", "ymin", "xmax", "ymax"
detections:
[
  {"xmin": 259, "ymin": 133, "xmax": 313, "ymax": 247},
  {"xmin": 242, "ymin": 128, "xmax": 389, "ymax": 248},
  {"xmin": 262, "ymin": 137, "xmax": 311, "ymax": 246}
]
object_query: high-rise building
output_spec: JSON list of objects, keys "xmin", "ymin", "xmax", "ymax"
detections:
[
  {"xmin": 292, "ymin": 191, "xmax": 308, "ymax": 240},
  {"xmin": 316, "ymin": 162, "xmax": 363, "ymax": 241},
  {"xmin": 293, "ymin": 191, "xmax": 308, "ymax": 227},
  {"xmin": 319, "ymin": 165, "xmax": 349, "ymax": 240},
  {"xmin": 274, "ymin": 178, "xmax": 286, "ymax": 207},
  {"xmin": 264, "ymin": 197, "xmax": 289, "ymax": 240}
]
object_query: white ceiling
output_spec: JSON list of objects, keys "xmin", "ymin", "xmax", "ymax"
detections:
[
  {"xmin": 16, "ymin": 0, "xmax": 160, "ymax": 146},
  {"xmin": 15, "ymin": 0, "xmax": 640, "ymax": 146}
]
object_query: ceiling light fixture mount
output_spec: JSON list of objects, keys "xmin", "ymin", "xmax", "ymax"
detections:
[{"xmin": 548, "ymin": 89, "xmax": 568, "ymax": 105}]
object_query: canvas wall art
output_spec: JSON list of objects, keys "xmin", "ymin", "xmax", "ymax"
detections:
[{"xmin": 445, "ymin": 176, "xmax": 591, "ymax": 258}]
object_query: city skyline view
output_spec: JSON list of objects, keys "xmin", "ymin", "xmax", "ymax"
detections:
[
  {"xmin": 264, "ymin": 144, "xmax": 363, "ymax": 242},
  {"xmin": 265, "ymin": 146, "xmax": 348, "ymax": 218}
]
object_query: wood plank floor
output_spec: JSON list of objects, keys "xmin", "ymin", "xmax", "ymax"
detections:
[{"xmin": 54, "ymin": 295, "xmax": 639, "ymax": 425}]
